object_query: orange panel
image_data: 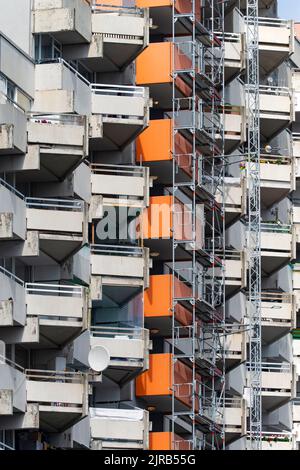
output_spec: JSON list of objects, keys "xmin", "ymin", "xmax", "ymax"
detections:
[
  {"xmin": 136, "ymin": 353, "xmax": 172, "ymax": 396},
  {"xmin": 143, "ymin": 195, "xmax": 172, "ymax": 239},
  {"xmin": 136, "ymin": 119, "xmax": 172, "ymax": 163},
  {"xmin": 144, "ymin": 274, "xmax": 193, "ymax": 325},
  {"xmin": 150, "ymin": 432, "xmax": 172, "ymax": 451},
  {"xmin": 144, "ymin": 274, "xmax": 172, "ymax": 318},
  {"xmin": 136, "ymin": 353, "xmax": 200, "ymax": 410},
  {"xmin": 136, "ymin": 0, "xmax": 200, "ymax": 19},
  {"xmin": 137, "ymin": 0, "xmax": 171, "ymax": 6},
  {"xmin": 136, "ymin": 42, "xmax": 172, "ymax": 85}
]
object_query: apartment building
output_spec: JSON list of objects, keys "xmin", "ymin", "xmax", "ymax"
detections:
[{"xmin": 0, "ymin": 0, "xmax": 299, "ymax": 452}]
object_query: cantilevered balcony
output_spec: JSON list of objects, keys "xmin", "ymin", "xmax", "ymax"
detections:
[
  {"xmin": 90, "ymin": 164, "xmax": 149, "ymax": 220},
  {"xmin": 32, "ymin": 0, "xmax": 92, "ymax": 44},
  {"xmin": 222, "ymin": 33, "xmax": 244, "ymax": 84},
  {"xmin": 0, "ymin": 267, "xmax": 88, "ymax": 346},
  {"xmin": 26, "ymin": 198, "xmax": 86, "ymax": 263},
  {"xmin": 0, "ymin": 179, "xmax": 26, "ymax": 240},
  {"xmin": 256, "ymin": 17, "xmax": 294, "ymax": 76},
  {"xmin": 33, "ymin": 59, "xmax": 91, "ymax": 115},
  {"xmin": 0, "ymin": 356, "xmax": 26, "ymax": 417},
  {"xmin": 227, "ymin": 362, "xmax": 292, "ymax": 411},
  {"xmin": 25, "ymin": 283, "xmax": 88, "ymax": 347},
  {"xmin": 243, "ymin": 156, "xmax": 294, "ymax": 208},
  {"xmin": 90, "ymin": 83, "xmax": 150, "ymax": 150},
  {"xmin": 91, "ymin": 244, "xmax": 150, "ymax": 293},
  {"xmin": 26, "ymin": 369, "xmax": 88, "ymax": 432},
  {"xmin": 71, "ymin": 326, "xmax": 150, "ymax": 385},
  {"xmin": 260, "ymin": 223, "xmax": 293, "ymax": 276},
  {"xmin": 224, "ymin": 398, "xmax": 246, "ymax": 441},
  {"xmin": 259, "ymin": 292, "xmax": 295, "ymax": 344},
  {"xmin": 258, "ymin": 86, "xmax": 294, "ymax": 141},
  {"xmin": 216, "ymin": 177, "xmax": 245, "ymax": 227},
  {"xmin": 26, "ymin": 114, "xmax": 88, "ymax": 181},
  {"xmin": 89, "ymin": 407, "xmax": 149, "ymax": 450},
  {"xmin": 0, "ymin": 94, "xmax": 27, "ymax": 155},
  {"xmin": 293, "ymin": 134, "xmax": 300, "ymax": 178},
  {"xmin": 227, "ymin": 433, "xmax": 293, "ymax": 450},
  {"xmin": 212, "ymin": 250, "xmax": 246, "ymax": 298},
  {"xmin": 219, "ymin": 106, "xmax": 246, "ymax": 154}
]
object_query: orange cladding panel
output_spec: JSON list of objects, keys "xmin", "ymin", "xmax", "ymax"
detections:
[
  {"xmin": 136, "ymin": 42, "xmax": 172, "ymax": 85},
  {"xmin": 136, "ymin": 353, "xmax": 171, "ymax": 396},
  {"xmin": 143, "ymin": 195, "xmax": 172, "ymax": 239},
  {"xmin": 136, "ymin": 119, "xmax": 172, "ymax": 163},
  {"xmin": 144, "ymin": 274, "xmax": 172, "ymax": 318},
  {"xmin": 149, "ymin": 432, "xmax": 172, "ymax": 450},
  {"xmin": 137, "ymin": 0, "xmax": 171, "ymax": 6}
]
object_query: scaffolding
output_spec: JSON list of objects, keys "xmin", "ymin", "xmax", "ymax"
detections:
[
  {"xmin": 171, "ymin": 0, "xmax": 225, "ymax": 450},
  {"xmin": 245, "ymin": 0, "xmax": 262, "ymax": 449}
]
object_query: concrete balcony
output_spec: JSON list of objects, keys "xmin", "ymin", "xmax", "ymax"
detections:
[
  {"xmin": 81, "ymin": 3, "xmax": 149, "ymax": 72},
  {"xmin": 293, "ymin": 134, "xmax": 300, "ymax": 178},
  {"xmin": 243, "ymin": 157, "xmax": 294, "ymax": 208},
  {"xmin": 32, "ymin": 0, "xmax": 92, "ymax": 44},
  {"xmin": 0, "ymin": 356, "xmax": 26, "ymax": 416},
  {"xmin": 259, "ymin": 292, "xmax": 295, "ymax": 344},
  {"xmin": 258, "ymin": 86, "xmax": 294, "ymax": 141},
  {"xmin": 216, "ymin": 177, "xmax": 245, "ymax": 226},
  {"xmin": 213, "ymin": 250, "xmax": 246, "ymax": 298},
  {"xmin": 0, "ymin": 268, "xmax": 88, "ymax": 346},
  {"xmin": 224, "ymin": 331, "xmax": 243, "ymax": 368},
  {"xmin": 27, "ymin": 114, "xmax": 88, "ymax": 181},
  {"xmin": 91, "ymin": 244, "xmax": 150, "ymax": 293},
  {"xmin": 220, "ymin": 106, "xmax": 246, "ymax": 154},
  {"xmin": 227, "ymin": 433, "xmax": 293, "ymax": 450},
  {"xmin": 222, "ymin": 33, "xmax": 244, "ymax": 84},
  {"xmin": 0, "ymin": 95, "xmax": 27, "ymax": 155},
  {"xmin": 26, "ymin": 369, "xmax": 88, "ymax": 432},
  {"xmin": 260, "ymin": 223, "xmax": 293, "ymax": 276},
  {"xmin": 33, "ymin": 59, "xmax": 91, "ymax": 115},
  {"xmin": 0, "ymin": 179, "xmax": 26, "ymax": 240},
  {"xmin": 90, "ymin": 164, "xmax": 149, "ymax": 219},
  {"xmin": 257, "ymin": 18, "xmax": 294, "ymax": 76},
  {"xmin": 227, "ymin": 362, "xmax": 292, "ymax": 411},
  {"xmin": 25, "ymin": 283, "xmax": 88, "ymax": 347},
  {"xmin": 90, "ymin": 83, "xmax": 150, "ymax": 151},
  {"xmin": 224, "ymin": 398, "xmax": 245, "ymax": 439},
  {"xmin": 26, "ymin": 197, "xmax": 86, "ymax": 263},
  {"xmin": 89, "ymin": 407, "xmax": 149, "ymax": 450},
  {"xmin": 71, "ymin": 326, "xmax": 151, "ymax": 385}
]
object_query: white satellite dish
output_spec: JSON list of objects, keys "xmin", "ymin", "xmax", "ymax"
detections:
[{"xmin": 88, "ymin": 346, "xmax": 110, "ymax": 372}]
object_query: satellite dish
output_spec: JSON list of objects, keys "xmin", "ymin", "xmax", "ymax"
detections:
[{"xmin": 88, "ymin": 346, "xmax": 110, "ymax": 372}]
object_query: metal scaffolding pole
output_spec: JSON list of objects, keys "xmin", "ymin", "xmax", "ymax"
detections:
[
  {"xmin": 246, "ymin": 0, "xmax": 262, "ymax": 449},
  {"xmin": 171, "ymin": 0, "xmax": 225, "ymax": 450}
]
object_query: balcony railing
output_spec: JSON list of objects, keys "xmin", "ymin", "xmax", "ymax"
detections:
[
  {"xmin": 26, "ymin": 283, "xmax": 83, "ymax": 297},
  {"xmin": 91, "ymin": 83, "xmax": 145, "ymax": 98},
  {"xmin": 0, "ymin": 265, "xmax": 24, "ymax": 287},
  {"xmin": 91, "ymin": 1, "xmax": 142, "ymax": 15},
  {"xmin": 26, "ymin": 198, "xmax": 83, "ymax": 211},
  {"xmin": 91, "ymin": 244, "xmax": 143, "ymax": 257},
  {"xmin": 28, "ymin": 113, "xmax": 86, "ymax": 127},
  {"xmin": 246, "ymin": 362, "xmax": 291, "ymax": 373},
  {"xmin": 261, "ymin": 222, "xmax": 291, "ymax": 234}
]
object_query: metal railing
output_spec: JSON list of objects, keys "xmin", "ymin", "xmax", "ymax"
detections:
[
  {"xmin": 260, "ymin": 222, "xmax": 291, "ymax": 233},
  {"xmin": 26, "ymin": 197, "xmax": 83, "ymax": 211},
  {"xmin": 0, "ymin": 354, "xmax": 25, "ymax": 374},
  {"xmin": 91, "ymin": 244, "xmax": 143, "ymax": 257},
  {"xmin": 25, "ymin": 283, "xmax": 83, "ymax": 297},
  {"xmin": 36, "ymin": 57, "xmax": 90, "ymax": 86},
  {"xmin": 91, "ymin": 163, "xmax": 145, "ymax": 178},
  {"xmin": 246, "ymin": 362, "xmax": 291, "ymax": 373},
  {"xmin": 91, "ymin": 1, "xmax": 142, "ymax": 15},
  {"xmin": 25, "ymin": 369, "xmax": 84, "ymax": 384},
  {"xmin": 28, "ymin": 113, "xmax": 85, "ymax": 126},
  {"xmin": 90, "ymin": 83, "xmax": 145, "ymax": 98},
  {"xmin": 90, "ymin": 325, "xmax": 145, "ymax": 341},
  {"xmin": 0, "ymin": 178, "xmax": 25, "ymax": 200},
  {"xmin": 0, "ymin": 265, "xmax": 24, "ymax": 287},
  {"xmin": 0, "ymin": 441, "xmax": 14, "ymax": 451}
]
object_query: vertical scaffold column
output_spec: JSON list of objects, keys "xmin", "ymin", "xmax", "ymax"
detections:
[{"xmin": 246, "ymin": 0, "xmax": 262, "ymax": 450}]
